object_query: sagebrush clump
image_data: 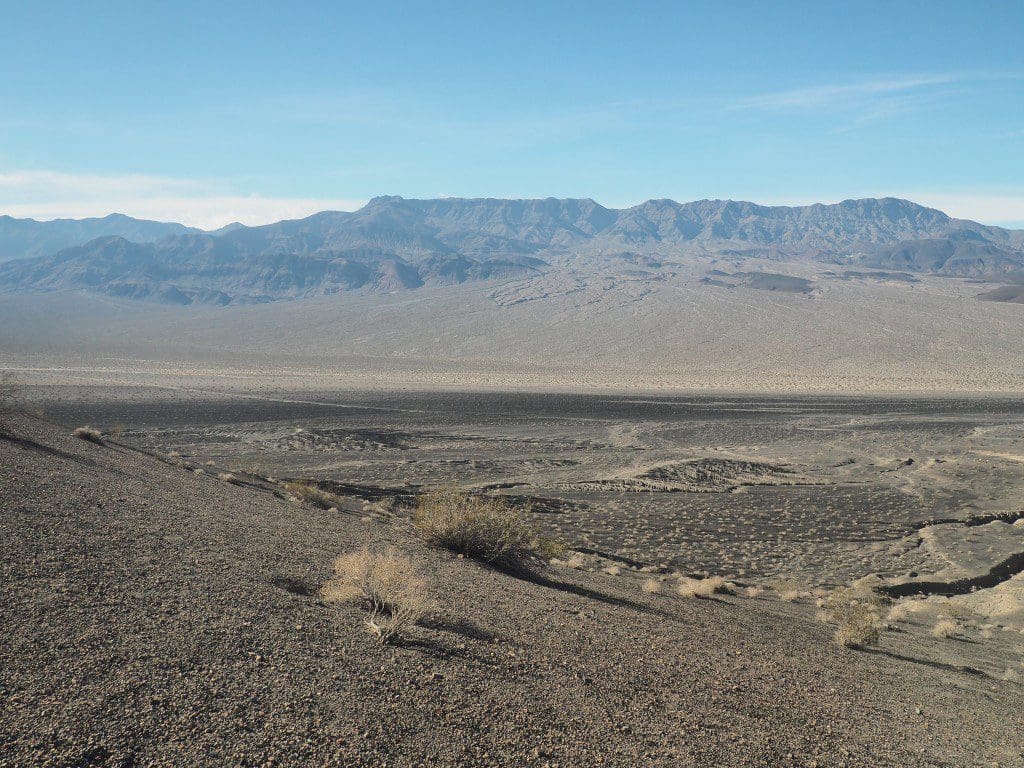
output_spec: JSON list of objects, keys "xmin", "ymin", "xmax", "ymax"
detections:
[
  {"xmin": 321, "ymin": 547, "xmax": 431, "ymax": 644},
  {"xmin": 414, "ymin": 487, "xmax": 556, "ymax": 566},
  {"xmin": 642, "ymin": 577, "xmax": 662, "ymax": 594},
  {"xmin": 283, "ymin": 480, "xmax": 344, "ymax": 509},
  {"xmin": 768, "ymin": 578, "xmax": 807, "ymax": 602},
  {"xmin": 676, "ymin": 575, "xmax": 735, "ymax": 599},
  {"xmin": 932, "ymin": 618, "xmax": 959, "ymax": 639},
  {"xmin": 72, "ymin": 426, "xmax": 104, "ymax": 444},
  {"xmin": 820, "ymin": 586, "xmax": 889, "ymax": 648}
]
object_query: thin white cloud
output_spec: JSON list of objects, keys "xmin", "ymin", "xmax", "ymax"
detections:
[
  {"xmin": 891, "ymin": 191, "xmax": 1024, "ymax": 228},
  {"xmin": 0, "ymin": 170, "xmax": 364, "ymax": 229},
  {"xmin": 0, "ymin": 170, "xmax": 201, "ymax": 197},
  {"xmin": 732, "ymin": 72, "xmax": 973, "ymax": 111}
]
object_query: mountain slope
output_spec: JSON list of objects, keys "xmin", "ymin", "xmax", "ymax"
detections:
[
  {"xmin": 0, "ymin": 196, "xmax": 1021, "ymax": 304},
  {"xmin": 0, "ymin": 213, "xmax": 202, "ymax": 264},
  {"xmin": 0, "ymin": 234, "xmax": 544, "ymax": 305}
]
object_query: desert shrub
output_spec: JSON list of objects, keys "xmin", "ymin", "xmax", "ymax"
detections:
[
  {"xmin": 885, "ymin": 602, "xmax": 914, "ymax": 625},
  {"xmin": 562, "ymin": 551, "xmax": 587, "ymax": 569},
  {"xmin": 72, "ymin": 426, "xmax": 104, "ymax": 444},
  {"xmin": 768, "ymin": 578, "xmax": 808, "ymax": 602},
  {"xmin": 217, "ymin": 472, "xmax": 240, "ymax": 485},
  {"xmin": 677, "ymin": 575, "xmax": 735, "ymax": 599},
  {"xmin": 321, "ymin": 547, "xmax": 430, "ymax": 644},
  {"xmin": 820, "ymin": 586, "xmax": 888, "ymax": 648},
  {"xmin": 931, "ymin": 618, "xmax": 959, "ymax": 639},
  {"xmin": 642, "ymin": 578, "xmax": 662, "ymax": 594},
  {"xmin": 284, "ymin": 480, "xmax": 343, "ymax": 509},
  {"xmin": 414, "ymin": 487, "xmax": 538, "ymax": 565},
  {"xmin": 533, "ymin": 536, "xmax": 567, "ymax": 561},
  {"xmin": 940, "ymin": 602, "xmax": 978, "ymax": 622}
]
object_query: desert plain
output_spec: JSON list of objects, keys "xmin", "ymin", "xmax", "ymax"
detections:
[{"xmin": 3, "ymin": 378, "xmax": 1023, "ymax": 765}]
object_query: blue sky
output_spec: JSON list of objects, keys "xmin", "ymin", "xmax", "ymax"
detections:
[{"xmin": 1, "ymin": 1, "xmax": 1023, "ymax": 228}]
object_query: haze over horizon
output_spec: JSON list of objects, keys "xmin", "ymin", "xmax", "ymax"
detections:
[{"xmin": 2, "ymin": 2, "xmax": 1023, "ymax": 229}]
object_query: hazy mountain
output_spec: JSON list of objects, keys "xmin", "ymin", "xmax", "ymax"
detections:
[
  {"xmin": 0, "ymin": 233, "xmax": 544, "ymax": 305},
  {"xmin": 202, "ymin": 196, "xmax": 1023, "ymax": 259},
  {"xmin": 1, "ymin": 196, "xmax": 1022, "ymax": 304},
  {"xmin": 862, "ymin": 232, "xmax": 1024, "ymax": 276},
  {"xmin": 0, "ymin": 213, "xmax": 202, "ymax": 264}
]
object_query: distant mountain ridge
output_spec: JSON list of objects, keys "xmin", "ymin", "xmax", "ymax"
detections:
[
  {"xmin": 0, "ymin": 213, "xmax": 202, "ymax": 264},
  {"xmin": 1, "ymin": 196, "xmax": 1022, "ymax": 305}
]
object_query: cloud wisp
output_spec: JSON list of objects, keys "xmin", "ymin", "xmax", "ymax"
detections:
[
  {"xmin": 730, "ymin": 70, "xmax": 1024, "ymax": 113},
  {"xmin": 892, "ymin": 190, "xmax": 1024, "ymax": 228},
  {"xmin": 0, "ymin": 170, "xmax": 364, "ymax": 229},
  {"xmin": 732, "ymin": 74, "xmax": 963, "ymax": 111}
]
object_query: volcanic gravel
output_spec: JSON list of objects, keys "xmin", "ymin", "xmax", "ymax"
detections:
[{"xmin": 1, "ymin": 415, "xmax": 1021, "ymax": 767}]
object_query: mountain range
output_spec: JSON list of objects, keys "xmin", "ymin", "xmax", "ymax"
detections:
[
  {"xmin": 1, "ymin": 196, "xmax": 1022, "ymax": 305},
  {"xmin": 0, "ymin": 213, "xmax": 201, "ymax": 264}
]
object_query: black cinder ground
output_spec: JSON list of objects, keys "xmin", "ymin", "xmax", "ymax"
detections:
[{"xmin": 1, "ymin": 415, "xmax": 1021, "ymax": 767}]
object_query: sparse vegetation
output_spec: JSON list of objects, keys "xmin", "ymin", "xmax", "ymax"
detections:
[
  {"xmin": 72, "ymin": 426, "xmax": 104, "ymax": 444},
  {"xmin": 885, "ymin": 602, "xmax": 914, "ymax": 625},
  {"xmin": 820, "ymin": 586, "xmax": 889, "ymax": 649},
  {"xmin": 561, "ymin": 551, "xmax": 587, "ymax": 569},
  {"xmin": 931, "ymin": 618, "xmax": 959, "ymax": 639},
  {"xmin": 321, "ymin": 546, "xmax": 431, "ymax": 644},
  {"xmin": 218, "ymin": 472, "xmax": 240, "ymax": 485},
  {"xmin": 533, "ymin": 536, "xmax": 567, "ymax": 561},
  {"xmin": 768, "ymin": 578, "xmax": 807, "ymax": 602},
  {"xmin": 676, "ymin": 575, "xmax": 734, "ymax": 599},
  {"xmin": 940, "ymin": 602, "xmax": 978, "ymax": 622},
  {"xmin": 413, "ymin": 487, "xmax": 542, "ymax": 566},
  {"xmin": 642, "ymin": 577, "xmax": 662, "ymax": 593},
  {"xmin": 284, "ymin": 480, "xmax": 344, "ymax": 509}
]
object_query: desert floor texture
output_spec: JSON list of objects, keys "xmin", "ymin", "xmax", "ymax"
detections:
[{"xmin": 2, "ymin": 386, "xmax": 1023, "ymax": 765}]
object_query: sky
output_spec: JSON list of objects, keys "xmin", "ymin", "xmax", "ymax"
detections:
[{"xmin": 1, "ymin": 1, "xmax": 1023, "ymax": 229}]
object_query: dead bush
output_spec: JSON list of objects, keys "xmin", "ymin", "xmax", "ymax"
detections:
[
  {"xmin": 321, "ymin": 547, "xmax": 430, "ymax": 644},
  {"xmin": 676, "ymin": 575, "xmax": 735, "ymax": 599},
  {"xmin": 642, "ymin": 578, "xmax": 662, "ymax": 594},
  {"xmin": 72, "ymin": 426, "xmax": 104, "ymax": 445},
  {"xmin": 414, "ymin": 487, "xmax": 539, "ymax": 565},
  {"xmin": 284, "ymin": 480, "xmax": 343, "ymax": 509},
  {"xmin": 931, "ymin": 618, "xmax": 959, "ymax": 639},
  {"xmin": 769, "ymin": 577, "xmax": 808, "ymax": 602},
  {"xmin": 820, "ymin": 586, "xmax": 888, "ymax": 648},
  {"xmin": 532, "ymin": 536, "xmax": 567, "ymax": 562}
]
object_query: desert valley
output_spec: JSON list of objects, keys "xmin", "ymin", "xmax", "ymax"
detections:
[
  {"xmin": 3, "ymin": 194, "xmax": 1024, "ymax": 765},
  {"xmin": 4, "ymin": 3, "xmax": 1024, "ymax": 764}
]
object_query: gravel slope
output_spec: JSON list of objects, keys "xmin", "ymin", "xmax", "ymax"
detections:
[{"xmin": 1, "ymin": 415, "xmax": 1021, "ymax": 767}]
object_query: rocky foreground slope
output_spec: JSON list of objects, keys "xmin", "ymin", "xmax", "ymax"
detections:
[{"xmin": 1, "ymin": 415, "xmax": 1022, "ymax": 766}]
